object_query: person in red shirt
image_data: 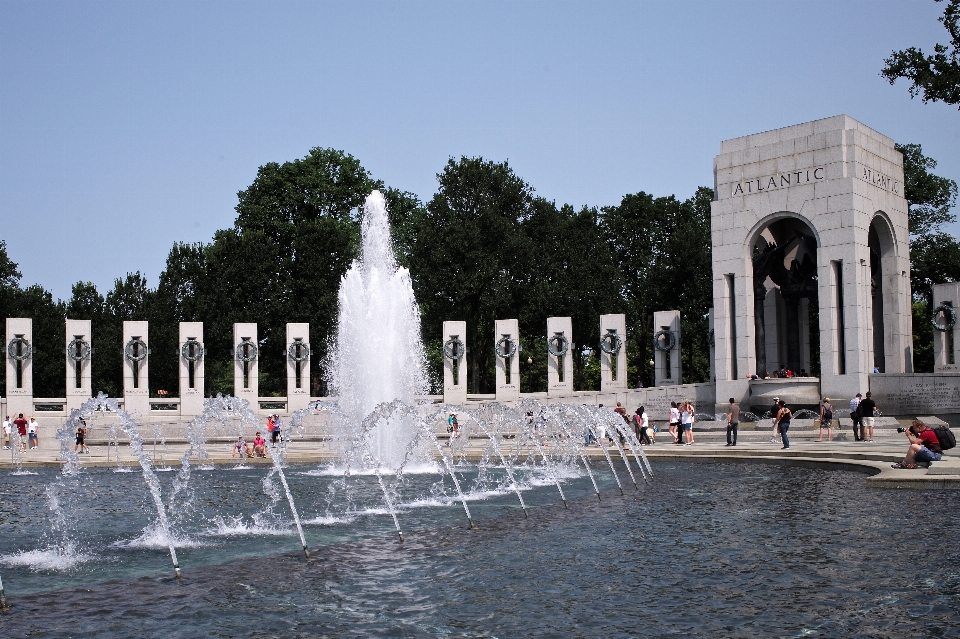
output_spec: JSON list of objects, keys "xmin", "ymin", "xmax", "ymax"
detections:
[
  {"xmin": 13, "ymin": 413, "xmax": 28, "ymax": 452},
  {"xmin": 892, "ymin": 420, "xmax": 942, "ymax": 469}
]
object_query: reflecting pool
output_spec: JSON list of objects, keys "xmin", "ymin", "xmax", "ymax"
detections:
[{"xmin": 2, "ymin": 460, "xmax": 958, "ymax": 638}]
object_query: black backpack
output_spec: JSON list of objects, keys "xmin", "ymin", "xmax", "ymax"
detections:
[{"xmin": 932, "ymin": 425, "xmax": 956, "ymax": 451}]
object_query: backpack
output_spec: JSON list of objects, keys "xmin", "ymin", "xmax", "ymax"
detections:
[{"xmin": 932, "ymin": 425, "xmax": 956, "ymax": 451}]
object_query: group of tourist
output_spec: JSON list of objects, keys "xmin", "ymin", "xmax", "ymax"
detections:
[
  {"xmin": 847, "ymin": 392, "xmax": 878, "ymax": 442},
  {"xmin": 748, "ymin": 367, "xmax": 809, "ymax": 380},
  {"xmin": 232, "ymin": 432, "xmax": 268, "ymax": 458},
  {"xmin": 230, "ymin": 414, "xmax": 284, "ymax": 458},
  {"xmin": 608, "ymin": 401, "xmax": 696, "ymax": 446},
  {"xmin": 3, "ymin": 414, "xmax": 39, "ymax": 452}
]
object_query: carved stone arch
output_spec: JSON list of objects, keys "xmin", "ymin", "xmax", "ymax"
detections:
[
  {"xmin": 746, "ymin": 211, "xmax": 821, "ymax": 376},
  {"xmin": 744, "ymin": 211, "xmax": 823, "ymax": 255},
  {"xmin": 868, "ymin": 211, "xmax": 899, "ymax": 373}
]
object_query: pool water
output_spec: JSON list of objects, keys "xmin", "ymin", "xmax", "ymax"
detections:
[{"xmin": 1, "ymin": 460, "xmax": 958, "ymax": 638}]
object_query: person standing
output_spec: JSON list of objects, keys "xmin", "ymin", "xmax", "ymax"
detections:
[
  {"xmin": 849, "ymin": 393, "xmax": 863, "ymax": 441},
  {"xmin": 614, "ymin": 403, "xmax": 629, "ymax": 448},
  {"xmin": 14, "ymin": 413, "xmax": 28, "ymax": 452},
  {"xmin": 859, "ymin": 392, "xmax": 878, "ymax": 442},
  {"xmin": 2, "ymin": 416, "xmax": 10, "ymax": 450},
  {"xmin": 726, "ymin": 398, "xmax": 740, "ymax": 446},
  {"xmin": 446, "ymin": 412, "xmax": 460, "ymax": 446},
  {"xmin": 614, "ymin": 402, "xmax": 627, "ymax": 421},
  {"xmin": 769, "ymin": 397, "xmax": 781, "ymax": 443},
  {"xmin": 669, "ymin": 402, "xmax": 681, "ymax": 444},
  {"xmin": 271, "ymin": 414, "xmax": 283, "ymax": 447},
  {"xmin": 636, "ymin": 407, "xmax": 652, "ymax": 445},
  {"xmin": 775, "ymin": 400, "xmax": 792, "ymax": 450},
  {"xmin": 74, "ymin": 418, "xmax": 89, "ymax": 454},
  {"xmin": 681, "ymin": 401, "xmax": 695, "ymax": 445},
  {"xmin": 584, "ymin": 424, "xmax": 597, "ymax": 446},
  {"xmin": 27, "ymin": 416, "xmax": 39, "ymax": 450},
  {"xmin": 817, "ymin": 398, "xmax": 834, "ymax": 442}
]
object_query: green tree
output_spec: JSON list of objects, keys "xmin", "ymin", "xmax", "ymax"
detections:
[
  {"xmin": 234, "ymin": 147, "xmax": 380, "ymax": 243},
  {"xmin": 898, "ymin": 143, "xmax": 959, "ymax": 234},
  {"xmin": 410, "ymin": 157, "xmax": 536, "ymax": 394},
  {"xmin": 228, "ymin": 148, "xmax": 381, "ymax": 396},
  {"xmin": 897, "ymin": 142, "xmax": 960, "ymax": 372},
  {"xmin": 90, "ymin": 273, "xmax": 153, "ymax": 398},
  {"xmin": 0, "ymin": 243, "xmax": 67, "ymax": 398},
  {"xmin": 601, "ymin": 187, "xmax": 714, "ymax": 387},
  {"xmin": 519, "ymin": 199, "xmax": 621, "ymax": 391},
  {"xmin": 882, "ymin": 0, "xmax": 960, "ymax": 108},
  {"xmin": 0, "ymin": 240, "xmax": 21, "ymax": 290}
]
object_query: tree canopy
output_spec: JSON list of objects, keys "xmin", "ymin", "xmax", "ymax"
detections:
[
  {"xmin": 882, "ymin": 0, "xmax": 960, "ymax": 108},
  {"xmin": 8, "ymin": 136, "xmax": 955, "ymax": 391},
  {"xmin": 897, "ymin": 142, "xmax": 959, "ymax": 235}
]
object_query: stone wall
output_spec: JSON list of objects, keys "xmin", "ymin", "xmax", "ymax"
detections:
[{"xmin": 869, "ymin": 373, "xmax": 960, "ymax": 415}]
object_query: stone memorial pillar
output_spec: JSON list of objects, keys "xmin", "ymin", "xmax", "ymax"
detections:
[
  {"xmin": 932, "ymin": 282, "xmax": 960, "ymax": 372},
  {"xmin": 179, "ymin": 322, "xmax": 205, "ymax": 416},
  {"xmin": 599, "ymin": 314, "xmax": 627, "ymax": 392},
  {"xmin": 494, "ymin": 319, "xmax": 520, "ymax": 402},
  {"xmin": 547, "ymin": 316, "xmax": 573, "ymax": 397},
  {"xmin": 708, "ymin": 308, "xmax": 716, "ymax": 382},
  {"xmin": 233, "ymin": 323, "xmax": 259, "ymax": 407},
  {"xmin": 5, "ymin": 318, "xmax": 34, "ymax": 418},
  {"xmin": 442, "ymin": 321, "xmax": 467, "ymax": 404},
  {"xmin": 653, "ymin": 310, "xmax": 682, "ymax": 387},
  {"xmin": 123, "ymin": 320, "xmax": 150, "ymax": 415},
  {"xmin": 65, "ymin": 319, "xmax": 92, "ymax": 412},
  {"xmin": 286, "ymin": 323, "xmax": 311, "ymax": 413}
]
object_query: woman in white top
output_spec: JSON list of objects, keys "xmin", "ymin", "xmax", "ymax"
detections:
[
  {"xmin": 681, "ymin": 402, "xmax": 695, "ymax": 445},
  {"xmin": 669, "ymin": 402, "xmax": 681, "ymax": 444},
  {"xmin": 28, "ymin": 417, "xmax": 39, "ymax": 449}
]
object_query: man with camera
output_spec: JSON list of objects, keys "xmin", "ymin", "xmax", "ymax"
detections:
[{"xmin": 891, "ymin": 420, "xmax": 942, "ymax": 469}]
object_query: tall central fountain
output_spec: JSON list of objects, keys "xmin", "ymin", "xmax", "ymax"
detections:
[{"xmin": 328, "ymin": 190, "xmax": 428, "ymax": 469}]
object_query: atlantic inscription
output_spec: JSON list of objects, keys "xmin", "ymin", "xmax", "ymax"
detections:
[
  {"xmin": 731, "ymin": 167, "xmax": 825, "ymax": 197},
  {"xmin": 858, "ymin": 166, "xmax": 901, "ymax": 196}
]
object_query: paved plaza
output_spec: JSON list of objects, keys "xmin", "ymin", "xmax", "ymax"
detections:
[{"xmin": 4, "ymin": 418, "xmax": 957, "ymax": 490}]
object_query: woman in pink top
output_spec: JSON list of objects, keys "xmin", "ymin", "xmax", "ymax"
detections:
[{"xmin": 253, "ymin": 432, "xmax": 267, "ymax": 457}]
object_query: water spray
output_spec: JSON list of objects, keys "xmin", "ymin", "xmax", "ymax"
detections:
[
  {"xmin": 608, "ymin": 420, "xmax": 640, "ymax": 490},
  {"xmin": 472, "ymin": 416, "xmax": 528, "ymax": 518},
  {"xmin": 553, "ymin": 418, "xmax": 602, "ymax": 501},
  {"xmin": 426, "ymin": 424, "xmax": 477, "ymax": 529},
  {"xmin": 264, "ymin": 429, "xmax": 310, "ymax": 560}
]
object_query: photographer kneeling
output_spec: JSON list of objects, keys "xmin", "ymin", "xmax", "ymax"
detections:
[{"xmin": 891, "ymin": 420, "xmax": 942, "ymax": 469}]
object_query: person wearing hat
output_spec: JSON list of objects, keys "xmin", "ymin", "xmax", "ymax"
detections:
[
  {"xmin": 775, "ymin": 399, "xmax": 793, "ymax": 449},
  {"xmin": 446, "ymin": 412, "xmax": 460, "ymax": 446},
  {"xmin": 769, "ymin": 398, "xmax": 781, "ymax": 443},
  {"xmin": 817, "ymin": 398, "xmax": 834, "ymax": 442}
]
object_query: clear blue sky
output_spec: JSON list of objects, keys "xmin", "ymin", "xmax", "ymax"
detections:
[{"xmin": 2, "ymin": 0, "xmax": 958, "ymax": 302}]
